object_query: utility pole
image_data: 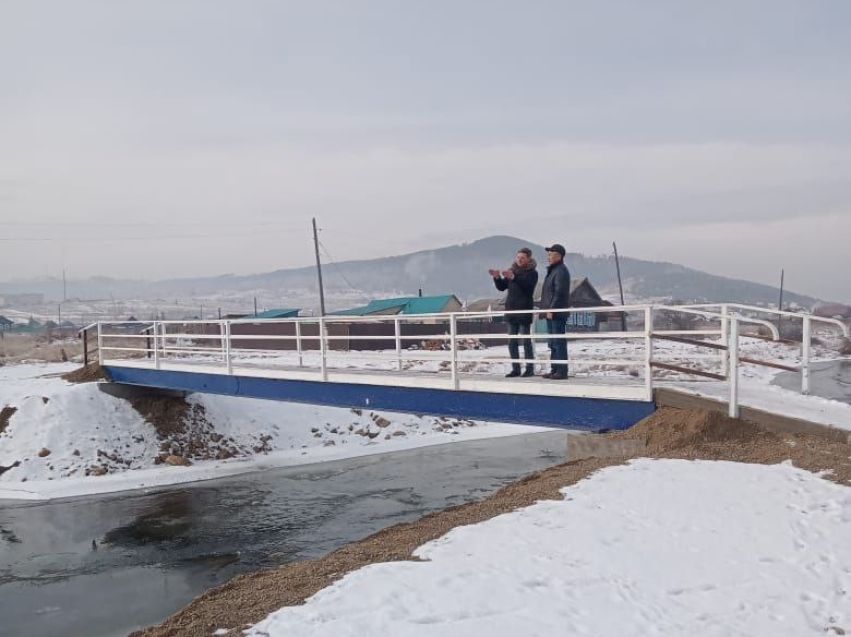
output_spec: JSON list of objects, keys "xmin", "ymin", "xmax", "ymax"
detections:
[
  {"xmin": 62, "ymin": 269, "xmax": 67, "ymax": 302},
  {"xmin": 312, "ymin": 217, "xmax": 326, "ymax": 316},
  {"xmin": 613, "ymin": 241, "xmax": 627, "ymax": 331},
  {"xmin": 778, "ymin": 269, "xmax": 785, "ymax": 333}
]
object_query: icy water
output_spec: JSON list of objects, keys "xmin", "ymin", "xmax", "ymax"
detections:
[
  {"xmin": 773, "ymin": 359, "xmax": 851, "ymax": 404},
  {"xmin": 0, "ymin": 430, "xmax": 569, "ymax": 637}
]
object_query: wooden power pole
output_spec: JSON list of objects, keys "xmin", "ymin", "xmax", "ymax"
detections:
[
  {"xmin": 312, "ymin": 218, "xmax": 326, "ymax": 316},
  {"xmin": 613, "ymin": 241, "xmax": 627, "ymax": 331}
]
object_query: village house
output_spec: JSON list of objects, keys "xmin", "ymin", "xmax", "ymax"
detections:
[
  {"xmin": 249, "ymin": 309, "xmax": 301, "ymax": 320},
  {"xmin": 332, "ymin": 295, "xmax": 462, "ymax": 323},
  {"xmin": 467, "ymin": 278, "xmax": 624, "ymax": 332}
]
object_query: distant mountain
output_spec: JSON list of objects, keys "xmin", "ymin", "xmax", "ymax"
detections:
[{"xmin": 0, "ymin": 235, "xmax": 822, "ymax": 308}]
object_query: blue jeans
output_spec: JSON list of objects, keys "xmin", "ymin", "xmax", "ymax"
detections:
[
  {"xmin": 507, "ymin": 322, "xmax": 534, "ymax": 371},
  {"xmin": 546, "ymin": 317, "xmax": 568, "ymax": 375}
]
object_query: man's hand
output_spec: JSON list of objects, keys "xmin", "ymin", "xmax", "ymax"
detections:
[
  {"xmin": 546, "ymin": 312, "xmax": 553, "ymax": 320},
  {"xmin": 502, "ymin": 270, "xmax": 514, "ymax": 280},
  {"xmin": 488, "ymin": 269, "xmax": 500, "ymax": 278}
]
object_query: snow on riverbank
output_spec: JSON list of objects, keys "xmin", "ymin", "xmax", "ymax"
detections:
[
  {"xmin": 248, "ymin": 458, "xmax": 851, "ymax": 637},
  {"xmin": 0, "ymin": 362, "xmax": 549, "ymax": 501}
]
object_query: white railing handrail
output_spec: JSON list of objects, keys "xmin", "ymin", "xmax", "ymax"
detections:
[
  {"xmin": 94, "ymin": 301, "xmax": 850, "ymax": 418},
  {"xmin": 95, "ymin": 302, "xmax": 844, "ymax": 328},
  {"xmin": 662, "ymin": 306, "xmax": 780, "ymax": 341},
  {"xmin": 681, "ymin": 302, "xmax": 850, "ymax": 337}
]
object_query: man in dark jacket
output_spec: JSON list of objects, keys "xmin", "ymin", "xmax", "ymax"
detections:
[
  {"xmin": 489, "ymin": 247, "xmax": 539, "ymax": 377},
  {"xmin": 538, "ymin": 244, "xmax": 571, "ymax": 379}
]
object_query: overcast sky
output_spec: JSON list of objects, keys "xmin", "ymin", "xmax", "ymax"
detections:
[{"xmin": 1, "ymin": 0, "xmax": 850, "ymax": 301}]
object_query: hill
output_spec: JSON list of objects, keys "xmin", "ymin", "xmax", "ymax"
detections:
[{"xmin": 0, "ymin": 236, "xmax": 821, "ymax": 309}]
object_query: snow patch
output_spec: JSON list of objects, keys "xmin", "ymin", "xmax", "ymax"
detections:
[{"xmin": 248, "ymin": 459, "xmax": 851, "ymax": 637}]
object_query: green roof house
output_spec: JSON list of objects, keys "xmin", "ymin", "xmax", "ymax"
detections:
[
  {"xmin": 332, "ymin": 295, "xmax": 462, "ymax": 318},
  {"xmin": 251, "ymin": 308, "xmax": 301, "ymax": 319}
]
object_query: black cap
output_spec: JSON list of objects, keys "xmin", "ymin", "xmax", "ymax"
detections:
[{"xmin": 545, "ymin": 244, "xmax": 566, "ymax": 257}]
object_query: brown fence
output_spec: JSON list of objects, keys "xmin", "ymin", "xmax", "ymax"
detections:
[
  {"xmin": 346, "ymin": 320, "xmax": 510, "ymax": 350},
  {"xmin": 189, "ymin": 320, "xmax": 512, "ymax": 352},
  {"xmin": 231, "ymin": 322, "xmax": 349, "ymax": 351}
]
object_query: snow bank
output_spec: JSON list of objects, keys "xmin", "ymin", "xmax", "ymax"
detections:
[
  {"xmin": 0, "ymin": 363, "xmax": 547, "ymax": 500},
  {"xmin": 249, "ymin": 458, "xmax": 851, "ymax": 637}
]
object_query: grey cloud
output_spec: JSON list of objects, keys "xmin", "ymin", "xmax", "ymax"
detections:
[{"xmin": 1, "ymin": 0, "xmax": 849, "ymax": 303}]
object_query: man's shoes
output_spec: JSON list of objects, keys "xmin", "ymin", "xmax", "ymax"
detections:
[
  {"xmin": 541, "ymin": 372, "xmax": 554, "ymax": 379},
  {"xmin": 505, "ymin": 369, "xmax": 521, "ymax": 378},
  {"xmin": 521, "ymin": 367, "xmax": 535, "ymax": 377},
  {"xmin": 548, "ymin": 372, "xmax": 567, "ymax": 380}
]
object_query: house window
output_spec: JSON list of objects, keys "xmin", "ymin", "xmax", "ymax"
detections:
[{"xmin": 567, "ymin": 312, "xmax": 596, "ymax": 328}]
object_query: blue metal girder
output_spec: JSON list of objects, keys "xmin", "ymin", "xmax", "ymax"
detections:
[{"xmin": 104, "ymin": 366, "xmax": 655, "ymax": 432}]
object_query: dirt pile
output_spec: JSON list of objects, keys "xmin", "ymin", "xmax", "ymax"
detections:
[
  {"xmin": 130, "ymin": 407, "xmax": 851, "ymax": 637},
  {"xmin": 618, "ymin": 408, "xmax": 851, "ymax": 481},
  {"xmin": 619, "ymin": 408, "xmax": 770, "ymax": 455},
  {"xmin": 62, "ymin": 363, "xmax": 108, "ymax": 384},
  {"xmin": 128, "ymin": 393, "xmax": 260, "ymax": 465}
]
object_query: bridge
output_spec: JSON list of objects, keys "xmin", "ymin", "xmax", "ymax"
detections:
[{"xmin": 88, "ymin": 304, "xmax": 849, "ymax": 433}]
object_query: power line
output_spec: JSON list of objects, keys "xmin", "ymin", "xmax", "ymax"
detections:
[
  {"xmin": 0, "ymin": 220, "xmax": 296, "ymax": 228},
  {"xmin": 318, "ymin": 239, "xmax": 360, "ymax": 291},
  {"xmin": 0, "ymin": 229, "xmax": 305, "ymax": 242}
]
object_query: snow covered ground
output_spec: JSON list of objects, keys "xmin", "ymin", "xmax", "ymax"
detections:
[
  {"xmin": 0, "ymin": 362, "xmax": 549, "ymax": 501},
  {"xmin": 247, "ymin": 459, "xmax": 851, "ymax": 637}
]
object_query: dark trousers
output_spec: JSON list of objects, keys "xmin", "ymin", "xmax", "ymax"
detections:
[
  {"xmin": 507, "ymin": 322, "xmax": 534, "ymax": 371},
  {"xmin": 546, "ymin": 317, "xmax": 568, "ymax": 374}
]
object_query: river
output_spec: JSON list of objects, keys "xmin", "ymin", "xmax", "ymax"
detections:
[{"xmin": 0, "ymin": 430, "xmax": 569, "ymax": 637}]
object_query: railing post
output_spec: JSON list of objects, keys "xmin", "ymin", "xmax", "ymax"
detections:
[
  {"xmin": 153, "ymin": 322, "xmax": 160, "ymax": 370},
  {"xmin": 394, "ymin": 318, "xmax": 402, "ymax": 371},
  {"xmin": 83, "ymin": 328, "xmax": 89, "ymax": 366},
  {"xmin": 529, "ymin": 316, "xmax": 537, "ymax": 371},
  {"xmin": 224, "ymin": 321, "xmax": 232, "ymax": 375},
  {"xmin": 296, "ymin": 321, "xmax": 303, "ymax": 367},
  {"xmin": 220, "ymin": 321, "xmax": 226, "ymax": 361},
  {"xmin": 319, "ymin": 318, "xmax": 328, "ymax": 381},
  {"xmin": 729, "ymin": 317, "xmax": 740, "ymax": 418},
  {"xmin": 801, "ymin": 315, "xmax": 811, "ymax": 395},
  {"xmin": 450, "ymin": 314, "xmax": 459, "ymax": 390},
  {"xmin": 719, "ymin": 303, "xmax": 729, "ymax": 378},
  {"xmin": 97, "ymin": 322, "xmax": 104, "ymax": 365},
  {"xmin": 644, "ymin": 307, "xmax": 653, "ymax": 401}
]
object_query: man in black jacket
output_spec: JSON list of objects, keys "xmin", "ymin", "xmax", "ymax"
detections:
[
  {"xmin": 489, "ymin": 247, "xmax": 539, "ymax": 377},
  {"xmin": 538, "ymin": 244, "xmax": 571, "ymax": 379}
]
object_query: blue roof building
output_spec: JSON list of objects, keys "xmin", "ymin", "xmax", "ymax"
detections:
[
  {"xmin": 332, "ymin": 295, "xmax": 461, "ymax": 317},
  {"xmin": 251, "ymin": 308, "xmax": 301, "ymax": 319}
]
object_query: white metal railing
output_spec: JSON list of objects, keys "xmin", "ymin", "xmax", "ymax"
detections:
[
  {"xmin": 679, "ymin": 303, "xmax": 849, "ymax": 398},
  {"xmin": 95, "ymin": 303, "xmax": 850, "ymax": 419}
]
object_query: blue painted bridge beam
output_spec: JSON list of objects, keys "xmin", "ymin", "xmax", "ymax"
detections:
[{"xmin": 104, "ymin": 366, "xmax": 655, "ymax": 432}]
